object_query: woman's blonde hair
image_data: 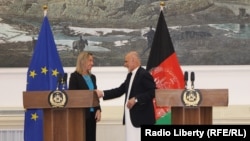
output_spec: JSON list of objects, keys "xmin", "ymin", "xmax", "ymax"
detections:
[{"xmin": 75, "ymin": 52, "xmax": 93, "ymax": 74}]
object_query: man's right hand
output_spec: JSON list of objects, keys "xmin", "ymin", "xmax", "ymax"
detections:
[{"xmin": 95, "ymin": 89, "xmax": 104, "ymax": 98}]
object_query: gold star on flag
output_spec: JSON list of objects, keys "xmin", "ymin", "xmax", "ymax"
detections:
[
  {"xmin": 52, "ymin": 69, "xmax": 59, "ymax": 77},
  {"xmin": 41, "ymin": 66, "xmax": 48, "ymax": 74},
  {"xmin": 31, "ymin": 113, "xmax": 39, "ymax": 121},
  {"xmin": 29, "ymin": 70, "xmax": 37, "ymax": 78}
]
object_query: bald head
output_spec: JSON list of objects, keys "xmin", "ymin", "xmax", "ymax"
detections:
[
  {"xmin": 127, "ymin": 51, "xmax": 141, "ymax": 65},
  {"xmin": 124, "ymin": 51, "xmax": 141, "ymax": 72}
]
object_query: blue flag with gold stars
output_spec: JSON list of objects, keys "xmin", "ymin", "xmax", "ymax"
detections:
[{"xmin": 24, "ymin": 15, "xmax": 65, "ymax": 141}]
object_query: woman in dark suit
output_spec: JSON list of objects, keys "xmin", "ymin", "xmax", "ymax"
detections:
[
  {"xmin": 96, "ymin": 51, "xmax": 156, "ymax": 141},
  {"xmin": 69, "ymin": 52, "xmax": 101, "ymax": 141}
]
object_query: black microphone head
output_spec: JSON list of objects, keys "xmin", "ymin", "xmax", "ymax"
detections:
[
  {"xmin": 191, "ymin": 72, "xmax": 195, "ymax": 81},
  {"xmin": 58, "ymin": 73, "xmax": 62, "ymax": 82},
  {"xmin": 184, "ymin": 71, "xmax": 188, "ymax": 81},
  {"xmin": 63, "ymin": 73, "xmax": 68, "ymax": 82}
]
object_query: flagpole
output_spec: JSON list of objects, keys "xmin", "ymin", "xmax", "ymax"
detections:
[
  {"xmin": 160, "ymin": 1, "xmax": 165, "ymax": 11},
  {"xmin": 43, "ymin": 5, "xmax": 48, "ymax": 17}
]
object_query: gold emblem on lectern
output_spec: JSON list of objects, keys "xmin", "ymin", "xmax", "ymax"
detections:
[
  {"xmin": 181, "ymin": 89, "xmax": 201, "ymax": 107},
  {"xmin": 48, "ymin": 90, "xmax": 68, "ymax": 108}
]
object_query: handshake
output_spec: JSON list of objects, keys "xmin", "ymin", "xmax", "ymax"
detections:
[
  {"xmin": 94, "ymin": 89, "xmax": 137, "ymax": 109},
  {"xmin": 95, "ymin": 89, "xmax": 104, "ymax": 98}
]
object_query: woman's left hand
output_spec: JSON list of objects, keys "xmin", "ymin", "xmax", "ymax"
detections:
[{"xmin": 95, "ymin": 110, "xmax": 101, "ymax": 122}]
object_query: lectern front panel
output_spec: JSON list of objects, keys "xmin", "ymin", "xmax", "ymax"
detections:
[
  {"xmin": 23, "ymin": 90, "xmax": 97, "ymax": 141},
  {"xmin": 155, "ymin": 89, "xmax": 228, "ymax": 125},
  {"xmin": 43, "ymin": 108, "xmax": 85, "ymax": 141}
]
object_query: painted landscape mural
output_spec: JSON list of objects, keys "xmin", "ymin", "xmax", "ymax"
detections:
[{"xmin": 1, "ymin": 0, "xmax": 250, "ymax": 67}]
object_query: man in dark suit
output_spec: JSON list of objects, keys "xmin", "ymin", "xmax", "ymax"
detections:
[{"xmin": 96, "ymin": 51, "xmax": 156, "ymax": 141}]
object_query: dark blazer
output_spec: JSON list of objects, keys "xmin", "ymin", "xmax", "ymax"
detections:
[
  {"xmin": 103, "ymin": 66, "xmax": 156, "ymax": 127},
  {"xmin": 68, "ymin": 71, "xmax": 101, "ymax": 118}
]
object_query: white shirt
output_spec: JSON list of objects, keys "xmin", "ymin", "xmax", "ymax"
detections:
[
  {"xmin": 127, "ymin": 67, "xmax": 139, "ymax": 100},
  {"xmin": 125, "ymin": 66, "xmax": 140, "ymax": 141}
]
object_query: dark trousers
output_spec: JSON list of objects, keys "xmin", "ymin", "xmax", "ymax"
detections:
[{"xmin": 86, "ymin": 111, "xmax": 96, "ymax": 141}]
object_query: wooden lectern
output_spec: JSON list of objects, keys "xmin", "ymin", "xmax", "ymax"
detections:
[
  {"xmin": 23, "ymin": 90, "xmax": 99, "ymax": 141},
  {"xmin": 155, "ymin": 89, "xmax": 228, "ymax": 125}
]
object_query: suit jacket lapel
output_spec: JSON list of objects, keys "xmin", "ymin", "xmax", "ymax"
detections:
[{"xmin": 128, "ymin": 67, "xmax": 142, "ymax": 98}]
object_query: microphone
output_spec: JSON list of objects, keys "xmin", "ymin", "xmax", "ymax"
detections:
[
  {"xmin": 184, "ymin": 71, "xmax": 188, "ymax": 89},
  {"xmin": 184, "ymin": 71, "xmax": 188, "ymax": 81},
  {"xmin": 191, "ymin": 72, "xmax": 195, "ymax": 81},
  {"xmin": 63, "ymin": 73, "xmax": 67, "ymax": 83},
  {"xmin": 57, "ymin": 73, "xmax": 62, "ymax": 90},
  {"xmin": 62, "ymin": 73, "xmax": 68, "ymax": 90},
  {"xmin": 190, "ymin": 72, "xmax": 195, "ymax": 89}
]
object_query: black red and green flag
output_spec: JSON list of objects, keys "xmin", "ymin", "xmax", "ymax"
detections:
[{"xmin": 146, "ymin": 10, "xmax": 185, "ymax": 124}]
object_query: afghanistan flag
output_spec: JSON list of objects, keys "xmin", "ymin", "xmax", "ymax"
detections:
[
  {"xmin": 146, "ymin": 11, "xmax": 185, "ymax": 124},
  {"xmin": 24, "ymin": 14, "xmax": 66, "ymax": 141}
]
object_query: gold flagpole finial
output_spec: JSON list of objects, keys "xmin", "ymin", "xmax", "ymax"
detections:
[
  {"xmin": 43, "ymin": 5, "xmax": 48, "ymax": 17},
  {"xmin": 160, "ymin": 1, "xmax": 165, "ymax": 11}
]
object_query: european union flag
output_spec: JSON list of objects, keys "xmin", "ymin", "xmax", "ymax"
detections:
[{"xmin": 24, "ymin": 15, "xmax": 65, "ymax": 141}]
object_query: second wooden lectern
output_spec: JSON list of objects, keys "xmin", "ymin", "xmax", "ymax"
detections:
[
  {"xmin": 23, "ymin": 90, "xmax": 99, "ymax": 141},
  {"xmin": 155, "ymin": 89, "xmax": 228, "ymax": 125}
]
